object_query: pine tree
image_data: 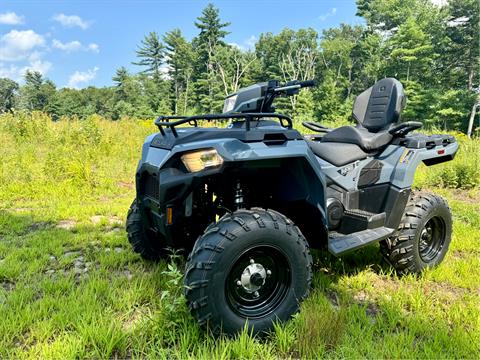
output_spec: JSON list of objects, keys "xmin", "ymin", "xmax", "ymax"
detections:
[
  {"xmin": 0, "ymin": 78, "xmax": 19, "ymax": 113},
  {"xmin": 133, "ymin": 32, "xmax": 165, "ymax": 80},
  {"xmin": 164, "ymin": 29, "xmax": 194, "ymax": 114},
  {"xmin": 194, "ymin": 3, "xmax": 230, "ymax": 65},
  {"xmin": 445, "ymin": 0, "xmax": 479, "ymax": 90},
  {"xmin": 388, "ymin": 17, "xmax": 434, "ymax": 82},
  {"xmin": 193, "ymin": 3, "xmax": 230, "ymax": 113},
  {"xmin": 112, "ymin": 67, "xmax": 130, "ymax": 101}
]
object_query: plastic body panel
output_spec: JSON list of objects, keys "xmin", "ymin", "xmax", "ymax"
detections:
[
  {"xmin": 136, "ymin": 129, "xmax": 329, "ymax": 250},
  {"xmin": 135, "ymin": 128, "xmax": 458, "ymax": 253}
]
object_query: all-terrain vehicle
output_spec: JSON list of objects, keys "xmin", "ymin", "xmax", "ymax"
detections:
[{"xmin": 126, "ymin": 78, "xmax": 458, "ymax": 335}]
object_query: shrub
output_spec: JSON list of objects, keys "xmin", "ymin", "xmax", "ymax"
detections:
[{"xmin": 415, "ymin": 133, "xmax": 480, "ymax": 189}]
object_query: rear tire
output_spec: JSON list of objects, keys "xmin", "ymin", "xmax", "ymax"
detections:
[
  {"xmin": 126, "ymin": 199, "xmax": 166, "ymax": 261},
  {"xmin": 184, "ymin": 208, "xmax": 312, "ymax": 336},
  {"xmin": 380, "ymin": 191, "xmax": 452, "ymax": 274}
]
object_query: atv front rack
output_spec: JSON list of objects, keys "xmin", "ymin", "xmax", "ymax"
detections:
[{"xmin": 154, "ymin": 113, "xmax": 293, "ymax": 137}]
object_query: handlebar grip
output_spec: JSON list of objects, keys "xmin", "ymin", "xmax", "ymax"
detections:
[{"xmin": 298, "ymin": 80, "xmax": 316, "ymax": 88}]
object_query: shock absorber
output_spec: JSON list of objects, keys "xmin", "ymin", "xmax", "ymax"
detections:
[{"xmin": 234, "ymin": 181, "xmax": 244, "ymax": 210}]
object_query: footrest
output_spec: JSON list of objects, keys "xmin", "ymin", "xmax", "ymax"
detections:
[
  {"xmin": 328, "ymin": 226, "xmax": 395, "ymax": 256},
  {"xmin": 340, "ymin": 209, "xmax": 386, "ymax": 233}
]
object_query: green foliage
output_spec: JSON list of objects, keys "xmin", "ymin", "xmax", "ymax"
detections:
[
  {"xmin": 132, "ymin": 31, "xmax": 165, "ymax": 79},
  {"xmin": 192, "ymin": 3, "xmax": 231, "ymax": 113},
  {"xmin": 0, "ymin": 78, "xmax": 19, "ymax": 113},
  {"xmin": 1, "ymin": 0, "xmax": 478, "ymax": 133},
  {"xmin": 415, "ymin": 133, "xmax": 480, "ymax": 189},
  {"xmin": 19, "ymin": 71, "xmax": 57, "ymax": 113},
  {"xmin": 163, "ymin": 29, "xmax": 195, "ymax": 114},
  {"xmin": 387, "ymin": 16, "xmax": 434, "ymax": 82}
]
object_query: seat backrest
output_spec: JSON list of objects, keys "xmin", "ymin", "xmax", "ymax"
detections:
[{"xmin": 353, "ymin": 78, "xmax": 406, "ymax": 132}]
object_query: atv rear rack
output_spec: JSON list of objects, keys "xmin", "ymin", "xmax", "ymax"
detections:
[{"xmin": 154, "ymin": 113, "xmax": 293, "ymax": 137}]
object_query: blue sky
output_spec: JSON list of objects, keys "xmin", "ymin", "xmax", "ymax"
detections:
[{"xmin": 0, "ymin": 0, "xmax": 362, "ymax": 88}]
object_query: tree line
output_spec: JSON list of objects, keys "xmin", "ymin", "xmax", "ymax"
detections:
[{"xmin": 0, "ymin": 0, "xmax": 478, "ymax": 133}]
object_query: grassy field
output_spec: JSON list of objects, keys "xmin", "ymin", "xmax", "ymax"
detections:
[{"xmin": 0, "ymin": 113, "xmax": 479, "ymax": 359}]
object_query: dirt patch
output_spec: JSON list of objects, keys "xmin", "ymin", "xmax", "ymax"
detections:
[
  {"xmin": 12, "ymin": 207, "xmax": 35, "ymax": 212},
  {"xmin": 447, "ymin": 189, "xmax": 480, "ymax": 204},
  {"xmin": 26, "ymin": 222, "xmax": 51, "ymax": 233},
  {"xmin": 98, "ymin": 195, "xmax": 111, "ymax": 203},
  {"xmin": 91, "ymin": 215, "xmax": 123, "ymax": 227},
  {"xmin": 48, "ymin": 250, "xmax": 96, "ymax": 282},
  {"xmin": 63, "ymin": 249, "xmax": 82, "ymax": 257},
  {"xmin": 326, "ymin": 290, "xmax": 340, "ymax": 309},
  {"xmin": 368, "ymin": 274, "xmax": 473, "ymax": 303},
  {"xmin": 365, "ymin": 303, "xmax": 379, "ymax": 317},
  {"xmin": 90, "ymin": 215, "xmax": 104, "ymax": 225},
  {"xmin": 56, "ymin": 220, "xmax": 77, "ymax": 230},
  {"xmin": 122, "ymin": 306, "xmax": 148, "ymax": 331},
  {"xmin": 450, "ymin": 249, "xmax": 480, "ymax": 260},
  {"xmin": 109, "ymin": 216, "xmax": 123, "ymax": 227},
  {"xmin": 421, "ymin": 281, "xmax": 470, "ymax": 299},
  {"xmin": 353, "ymin": 290, "xmax": 380, "ymax": 318},
  {"xmin": 1, "ymin": 279, "xmax": 15, "ymax": 291},
  {"xmin": 114, "ymin": 266, "xmax": 133, "ymax": 281},
  {"xmin": 118, "ymin": 181, "xmax": 134, "ymax": 190}
]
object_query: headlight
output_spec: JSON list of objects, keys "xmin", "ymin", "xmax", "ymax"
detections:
[
  {"xmin": 181, "ymin": 149, "xmax": 224, "ymax": 173},
  {"xmin": 223, "ymin": 94, "xmax": 237, "ymax": 113}
]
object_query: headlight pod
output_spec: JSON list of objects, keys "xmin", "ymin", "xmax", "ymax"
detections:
[
  {"xmin": 223, "ymin": 94, "xmax": 237, "ymax": 113},
  {"xmin": 181, "ymin": 148, "xmax": 224, "ymax": 173}
]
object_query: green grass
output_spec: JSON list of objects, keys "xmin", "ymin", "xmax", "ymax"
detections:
[{"xmin": 0, "ymin": 113, "xmax": 479, "ymax": 358}]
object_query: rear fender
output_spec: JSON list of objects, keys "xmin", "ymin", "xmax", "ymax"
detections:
[{"xmin": 387, "ymin": 141, "xmax": 458, "ymax": 188}]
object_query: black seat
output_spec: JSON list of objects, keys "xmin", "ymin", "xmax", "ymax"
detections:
[
  {"xmin": 321, "ymin": 78, "xmax": 406, "ymax": 152},
  {"xmin": 308, "ymin": 141, "xmax": 372, "ymax": 167}
]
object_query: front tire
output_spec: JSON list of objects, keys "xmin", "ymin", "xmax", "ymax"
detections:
[
  {"xmin": 380, "ymin": 192, "xmax": 452, "ymax": 274},
  {"xmin": 184, "ymin": 208, "xmax": 312, "ymax": 336},
  {"xmin": 126, "ymin": 199, "xmax": 166, "ymax": 261}
]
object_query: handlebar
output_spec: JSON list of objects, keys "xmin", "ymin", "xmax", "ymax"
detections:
[
  {"xmin": 298, "ymin": 79, "xmax": 316, "ymax": 88},
  {"xmin": 271, "ymin": 79, "xmax": 316, "ymax": 94},
  {"xmin": 388, "ymin": 121, "xmax": 423, "ymax": 137},
  {"xmin": 259, "ymin": 79, "xmax": 317, "ymax": 112}
]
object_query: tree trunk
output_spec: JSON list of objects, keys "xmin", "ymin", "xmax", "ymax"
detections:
[
  {"xmin": 184, "ymin": 76, "xmax": 189, "ymax": 115},
  {"xmin": 347, "ymin": 67, "xmax": 353, "ymax": 97},
  {"xmin": 467, "ymin": 66, "xmax": 474, "ymax": 91},
  {"xmin": 174, "ymin": 81, "xmax": 179, "ymax": 115},
  {"xmin": 467, "ymin": 101, "xmax": 479, "ymax": 138}
]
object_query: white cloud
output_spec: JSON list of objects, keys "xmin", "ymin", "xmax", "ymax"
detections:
[
  {"xmin": 228, "ymin": 42, "xmax": 243, "ymax": 50},
  {"xmin": 245, "ymin": 35, "xmax": 257, "ymax": 49},
  {"xmin": 22, "ymin": 59, "xmax": 52, "ymax": 76},
  {"xmin": 52, "ymin": 39, "xmax": 82, "ymax": 52},
  {"xmin": 0, "ymin": 63, "xmax": 20, "ymax": 78},
  {"xmin": 0, "ymin": 58, "xmax": 52, "ymax": 81},
  {"xmin": 0, "ymin": 11, "xmax": 25, "ymax": 25},
  {"xmin": 228, "ymin": 35, "xmax": 258, "ymax": 51},
  {"xmin": 52, "ymin": 39, "xmax": 99, "ymax": 53},
  {"xmin": 67, "ymin": 67, "xmax": 99, "ymax": 89},
  {"xmin": 87, "ymin": 43, "xmax": 99, "ymax": 53},
  {"xmin": 0, "ymin": 30, "xmax": 53, "ymax": 81},
  {"xmin": 319, "ymin": 7, "xmax": 337, "ymax": 22},
  {"xmin": 52, "ymin": 13, "xmax": 89, "ymax": 29},
  {"xmin": 0, "ymin": 30, "xmax": 45, "ymax": 61}
]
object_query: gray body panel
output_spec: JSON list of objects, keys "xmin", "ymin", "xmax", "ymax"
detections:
[{"xmin": 137, "ymin": 128, "xmax": 458, "ymax": 256}]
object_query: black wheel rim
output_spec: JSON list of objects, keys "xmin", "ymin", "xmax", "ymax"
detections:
[
  {"xmin": 225, "ymin": 245, "xmax": 291, "ymax": 318},
  {"xmin": 418, "ymin": 216, "xmax": 446, "ymax": 263}
]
